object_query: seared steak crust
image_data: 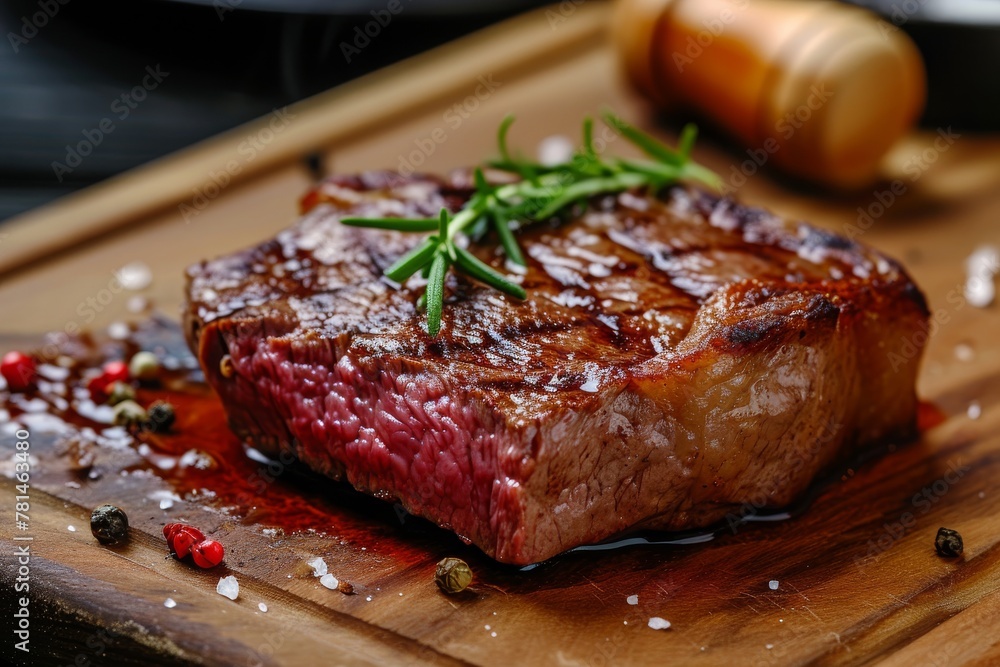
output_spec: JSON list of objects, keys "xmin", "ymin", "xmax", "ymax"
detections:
[{"xmin": 185, "ymin": 172, "xmax": 928, "ymax": 564}]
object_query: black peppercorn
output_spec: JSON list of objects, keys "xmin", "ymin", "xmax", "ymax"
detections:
[
  {"xmin": 91, "ymin": 505, "xmax": 129, "ymax": 545},
  {"xmin": 146, "ymin": 401, "xmax": 176, "ymax": 433},
  {"xmin": 935, "ymin": 527, "xmax": 963, "ymax": 558}
]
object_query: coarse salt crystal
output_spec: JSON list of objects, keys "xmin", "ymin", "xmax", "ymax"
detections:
[
  {"xmin": 964, "ymin": 245, "xmax": 999, "ymax": 308},
  {"xmin": 768, "ymin": 580, "xmax": 779, "ymax": 591},
  {"xmin": 968, "ymin": 401, "xmax": 982, "ymax": 420},
  {"xmin": 966, "ymin": 245, "xmax": 999, "ymax": 274},
  {"xmin": 159, "ymin": 498, "xmax": 174, "ymax": 510},
  {"xmin": 164, "ymin": 598, "xmax": 176, "ymax": 608},
  {"xmin": 954, "ymin": 343, "xmax": 975, "ymax": 361},
  {"xmin": 766, "ymin": 644, "xmax": 774, "ymax": 650},
  {"xmin": 216, "ymin": 576, "xmax": 239, "ymax": 600},
  {"xmin": 320, "ymin": 574, "xmax": 339, "ymax": 590},
  {"xmin": 118, "ymin": 261, "xmax": 153, "ymax": 291},
  {"xmin": 67, "ymin": 525, "xmax": 76, "ymax": 532},
  {"xmin": 966, "ymin": 277, "xmax": 995, "ymax": 308},
  {"xmin": 538, "ymin": 135, "xmax": 575, "ymax": 166},
  {"xmin": 107, "ymin": 321, "xmax": 131, "ymax": 340},
  {"xmin": 491, "ymin": 632, "xmax": 497, "ymax": 638},
  {"xmin": 506, "ymin": 259, "xmax": 528, "ymax": 276},
  {"xmin": 365, "ymin": 595, "xmax": 372, "ymax": 602},
  {"xmin": 258, "ymin": 602, "xmax": 268, "ymax": 613},
  {"xmin": 127, "ymin": 295, "xmax": 149, "ymax": 313},
  {"xmin": 626, "ymin": 594, "xmax": 639, "ymax": 606},
  {"xmin": 648, "ymin": 617, "xmax": 671, "ymax": 631},
  {"xmin": 306, "ymin": 556, "xmax": 328, "ymax": 577}
]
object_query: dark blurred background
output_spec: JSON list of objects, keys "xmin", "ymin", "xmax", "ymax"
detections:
[
  {"xmin": 2, "ymin": 0, "xmax": 998, "ymax": 221},
  {"xmin": 0, "ymin": 0, "xmax": 548, "ymax": 221}
]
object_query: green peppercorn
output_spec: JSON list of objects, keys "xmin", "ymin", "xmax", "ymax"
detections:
[
  {"xmin": 106, "ymin": 381, "xmax": 136, "ymax": 406},
  {"xmin": 91, "ymin": 504, "xmax": 129, "ymax": 544},
  {"xmin": 128, "ymin": 351, "xmax": 160, "ymax": 381},
  {"xmin": 935, "ymin": 527, "xmax": 963, "ymax": 557},
  {"xmin": 113, "ymin": 400, "xmax": 147, "ymax": 428},
  {"xmin": 146, "ymin": 400, "xmax": 176, "ymax": 433},
  {"xmin": 434, "ymin": 557, "xmax": 473, "ymax": 594}
]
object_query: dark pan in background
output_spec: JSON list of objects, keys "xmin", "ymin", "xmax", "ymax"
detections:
[
  {"xmin": 843, "ymin": 0, "xmax": 1000, "ymax": 131},
  {"xmin": 0, "ymin": 0, "xmax": 546, "ymax": 220}
]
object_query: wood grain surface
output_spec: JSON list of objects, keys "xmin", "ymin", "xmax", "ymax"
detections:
[{"xmin": 2, "ymin": 2, "xmax": 1000, "ymax": 666}]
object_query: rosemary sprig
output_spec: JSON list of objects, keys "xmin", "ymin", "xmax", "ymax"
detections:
[{"xmin": 341, "ymin": 111, "xmax": 720, "ymax": 336}]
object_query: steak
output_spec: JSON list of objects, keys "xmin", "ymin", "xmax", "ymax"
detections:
[{"xmin": 184, "ymin": 171, "xmax": 928, "ymax": 565}]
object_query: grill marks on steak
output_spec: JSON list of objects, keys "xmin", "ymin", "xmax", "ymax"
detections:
[{"xmin": 185, "ymin": 171, "xmax": 928, "ymax": 564}]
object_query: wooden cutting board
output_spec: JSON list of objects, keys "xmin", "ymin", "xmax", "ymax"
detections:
[{"xmin": 2, "ymin": 3, "xmax": 1000, "ymax": 665}]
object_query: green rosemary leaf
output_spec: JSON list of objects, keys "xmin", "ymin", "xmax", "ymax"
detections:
[
  {"xmin": 337, "ymin": 111, "xmax": 720, "ymax": 336},
  {"xmin": 438, "ymin": 208, "xmax": 450, "ymax": 239},
  {"xmin": 473, "ymin": 167, "xmax": 491, "ymax": 194},
  {"xmin": 425, "ymin": 252, "xmax": 450, "ymax": 336},
  {"xmin": 491, "ymin": 115, "xmax": 542, "ymax": 181},
  {"xmin": 614, "ymin": 159, "xmax": 684, "ymax": 184},
  {"xmin": 453, "ymin": 246, "xmax": 526, "ymax": 299},
  {"xmin": 534, "ymin": 173, "xmax": 646, "ymax": 220},
  {"xmin": 602, "ymin": 112, "xmax": 684, "ymax": 167},
  {"xmin": 384, "ymin": 238, "xmax": 438, "ymax": 283},
  {"xmin": 582, "ymin": 116, "xmax": 596, "ymax": 159},
  {"xmin": 341, "ymin": 217, "xmax": 439, "ymax": 232},
  {"xmin": 573, "ymin": 118, "xmax": 608, "ymax": 178},
  {"xmin": 497, "ymin": 115, "xmax": 516, "ymax": 164},
  {"xmin": 682, "ymin": 161, "xmax": 724, "ymax": 191},
  {"xmin": 678, "ymin": 123, "xmax": 698, "ymax": 160},
  {"xmin": 493, "ymin": 213, "xmax": 526, "ymax": 266}
]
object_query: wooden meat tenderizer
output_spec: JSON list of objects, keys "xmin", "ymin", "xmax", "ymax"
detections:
[{"xmin": 613, "ymin": 0, "xmax": 926, "ymax": 189}]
